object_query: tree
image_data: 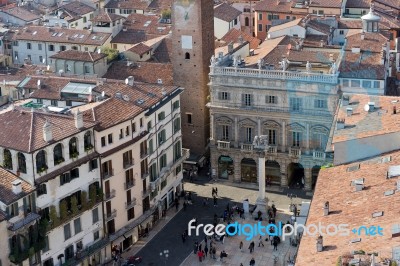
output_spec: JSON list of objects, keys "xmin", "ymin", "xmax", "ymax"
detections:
[
  {"xmin": 49, "ymin": 205, "xmax": 59, "ymax": 227},
  {"xmin": 71, "ymin": 196, "xmax": 78, "ymax": 214},
  {"xmin": 161, "ymin": 9, "xmax": 171, "ymax": 19},
  {"xmin": 81, "ymin": 191, "xmax": 88, "ymax": 210},
  {"xmin": 100, "ymin": 46, "xmax": 118, "ymax": 62},
  {"xmin": 89, "ymin": 185, "xmax": 97, "ymax": 204},
  {"xmin": 59, "ymin": 200, "xmax": 68, "ymax": 220}
]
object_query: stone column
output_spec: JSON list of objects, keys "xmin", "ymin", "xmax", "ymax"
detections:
[
  {"xmin": 210, "ymin": 113, "xmax": 215, "ymax": 141},
  {"xmin": 281, "ymin": 121, "xmax": 286, "ymax": 152},
  {"xmin": 210, "ymin": 150, "xmax": 218, "ymax": 179},
  {"xmin": 304, "ymin": 167, "xmax": 312, "ymax": 191},
  {"xmin": 234, "ymin": 117, "xmax": 239, "ymax": 148},
  {"xmin": 254, "ymin": 152, "xmax": 268, "ymax": 216},
  {"xmin": 305, "ymin": 123, "xmax": 310, "ymax": 155},
  {"xmin": 280, "ymin": 161, "xmax": 288, "ymax": 187},
  {"xmin": 257, "ymin": 118, "xmax": 261, "ymax": 137},
  {"xmin": 234, "ymin": 155, "xmax": 241, "ymax": 182}
]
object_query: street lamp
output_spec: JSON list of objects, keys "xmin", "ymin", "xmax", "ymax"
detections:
[{"xmin": 160, "ymin": 249, "xmax": 169, "ymax": 266}]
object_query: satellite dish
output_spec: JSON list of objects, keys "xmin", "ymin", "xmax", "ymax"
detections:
[
  {"xmin": 364, "ymin": 104, "xmax": 370, "ymax": 112},
  {"xmin": 125, "ymin": 78, "xmax": 129, "ymax": 85},
  {"xmin": 101, "ymin": 91, "xmax": 105, "ymax": 97}
]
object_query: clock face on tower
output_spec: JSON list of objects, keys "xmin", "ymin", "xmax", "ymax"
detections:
[{"xmin": 175, "ymin": 0, "xmax": 195, "ymax": 24}]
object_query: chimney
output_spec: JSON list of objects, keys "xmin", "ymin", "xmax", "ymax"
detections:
[
  {"xmin": 127, "ymin": 76, "xmax": 134, "ymax": 86},
  {"xmin": 43, "ymin": 119, "xmax": 52, "ymax": 142},
  {"xmin": 115, "ymin": 92, "xmax": 122, "ymax": 98},
  {"xmin": 342, "ymin": 96, "xmax": 349, "ymax": 106},
  {"xmin": 337, "ymin": 118, "xmax": 345, "ymax": 130},
  {"xmin": 316, "ymin": 235, "xmax": 323, "ymax": 252},
  {"xmin": 157, "ymin": 78, "xmax": 163, "ymax": 84},
  {"xmin": 368, "ymin": 102, "xmax": 375, "ymax": 112},
  {"xmin": 346, "ymin": 107, "xmax": 353, "ymax": 116},
  {"xmin": 329, "ymin": 53, "xmax": 334, "ymax": 62},
  {"xmin": 323, "ymin": 201, "xmax": 329, "ymax": 216},
  {"xmin": 75, "ymin": 109, "xmax": 83, "ymax": 129},
  {"xmin": 37, "ymin": 79, "xmax": 41, "ymax": 89},
  {"xmin": 351, "ymin": 46, "xmax": 360, "ymax": 54},
  {"xmin": 228, "ymin": 42, "xmax": 234, "ymax": 53},
  {"xmin": 238, "ymin": 35, "xmax": 244, "ymax": 44},
  {"xmin": 361, "ymin": 31, "xmax": 365, "ymax": 40},
  {"xmin": 393, "ymin": 106, "xmax": 397, "ymax": 114},
  {"xmin": 320, "ymin": 40, "xmax": 324, "ymax": 47},
  {"xmin": 12, "ymin": 180, "xmax": 22, "ymax": 194}
]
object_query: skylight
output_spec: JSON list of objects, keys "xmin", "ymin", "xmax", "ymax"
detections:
[
  {"xmin": 32, "ymin": 31, "xmax": 37, "ymax": 35},
  {"xmin": 79, "ymin": 34, "xmax": 85, "ymax": 38},
  {"xmin": 388, "ymin": 165, "xmax": 400, "ymax": 179},
  {"xmin": 73, "ymin": 34, "xmax": 79, "ymax": 38},
  {"xmin": 347, "ymin": 164, "xmax": 360, "ymax": 172},
  {"xmin": 51, "ymin": 32, "xmax": 58, "ymax": 37},
  {"xmin": 58, "ymin": 32, "xmax": 64, "ymax": 37}
]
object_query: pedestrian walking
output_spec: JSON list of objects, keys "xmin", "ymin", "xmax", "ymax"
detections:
[
  {"xmin": 250, "ymin": 258, "xmax": 256, "ymax": 266},
  {"xmin": 258, "ymin": 235, "xmax": 264, "ymax": 247},
  {"xmin": 212, "ymin": 247, "xmax": 216, "ymax": 259},
  {"xmin": 198, "ymin": 243, "xmax": 202, "ymax": 251},
  {"xmin": 182, "ymin": 232, "xmax": 186, "ymax": 243},
  {"xmin": 248, "ymin": 241, "xmax": 255, "ymax": 253},
  {"xmin": 183, "ymin": 201, "xmax": 187, "ymax": 211},
  {"xmin": 213, "ymin": 196, "xmax": 218, "ymax": 207},
  {"xmin": 273, "ymin": 239, "xmax": 278, "ymax": 251},
  {"xmin": 204, "ymin": 245, "xmax": 209, "ymax": 257},
  {"xmin": 212, "ymin": 187, "xmax": 215, "ymax": 197},
  {"xmin": 239, "ymin": 241, "xmax": 243, "ymax": 250},
  {"xmin": 194, "ymin": 241, "xmax": 198, "ymax": 254},
  {"xmin": 197, "ymin": 250, "xmax": 204, "ymax": 262},
  {"xmin": 215, "ymin": 187, "xmax": 218, "ymax": 197}
]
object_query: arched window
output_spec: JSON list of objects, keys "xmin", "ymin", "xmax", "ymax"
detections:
[
  {"xmin": 53, "ymin": 143, "xmax": 64, "ymax": 165},
  {"xmin": 245, "ymin": 17, "xmax": 249, "ymax": 26},
  {"xmin": 185, "ymin": 52, "xmax": 190, "ymax": 59},
  {"xmin": 84, "ymin": 131, "xmax": 92, "ymax": 151},
  {"xmin": 17, "ymin": 152, "xmax": 26, "ymax": 173},
  {"xmin": 36, "ymin": 150, "xmax": 47, "ymax": 173},
  {"xmin": 69, "ymin": 137, "xmax": 79, "ymax": 158},
  {"xmin": 3, "ymin": 149, "xmax": 12, "ymax": 170}
]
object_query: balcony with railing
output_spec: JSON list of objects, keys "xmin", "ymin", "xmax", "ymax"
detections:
[
  {"xmin": 140, "ymin": 149, "xmax": 148, "ymax": 159},
  {"xmin": 217, "ymin": 140, "xmax": 231, "ymax": 150},
  {"xmin": 141, "ymin": 171, "xmax": 149, "ymax": 179},
  {"xmin": 124, "ymin": 179, "xmax": 136, "ymax": 190},
  {"xmin": 241, "ymin": 143, "xmax": 253, "ymax": 152},
  {"xmin": 267, "ymin": 146, "xmax": 278, "ymax": 155},
  {"xmin": 210, "ymin": 66, "xmax": 338, "ymax": 84},
  {"xmin": 125, "ymin": 198, "xmax": 137, "ymax": 209},
  {"xmin": 313, "ymin": 150, "xmax": 326, "ymax": 160},
  {"xmin": 142, "ymin": 185, "xmax": 151, "ymax": 198},
  {"xmin": 289, "ymin": 147, "xmax": 302, "ymax": 158},
  {"xmin": 105, "ymin": 209, "xmax": 117, "ymax": 221},
  {"xmin": 123, "ymin": 159, "xmax": 134, "ymax": 169},
  {"xmin": 7, "ymin": 212, "xmax": 41, "ymax": 231},
  {"xmin": 102, "ymin": 169, "xmax": 114, "ymax": 179},
  {"xmin": 104, "ymin": 189, "xmax": 116, "ymax": 201}
]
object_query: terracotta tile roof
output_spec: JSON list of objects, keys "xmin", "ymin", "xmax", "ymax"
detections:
[
  {"xmin": 50, "ymin": 50, "xmax": 107, "ymax": 62},
  {"xmin": 339, "ymin": 51, "xmax": 385, "ymax": 79},
  {"xmin": 88, "ymin": 81, "xmax": 179, "ymax": 130},
  {"xmin": 1, "ymin": 6, "xmax": 41, "ymax": 22},
  {"xmin": 151, "ymin": 36, "xmax": 172, "ymax": 63},
  {"xmin": 307, "ymin": 20, "xmax": 332, "ymax": 35},
  {"xmin": 0, "ymin": 107, "xmax": 96, "ymax": 152},
  {"xmin": 0, "ymin": 210, "xmax": 6, "ymax": 221},
  {"xmin": 110, "ymin": 29, "xmax": 147, "ymax": 45},
  {"xmin": 345, "ymin": 0, "xmax": 370, "ymax": 8},
  {"xmin": 127, "ymin": 42, "xmax": 152, "ymax": 55},
  {"xmin": 254, "ymin": 0, "xmax": 292, "ymax": 13},
  {"xmin": 374, "ymin": 0, "xmax": 400, "ymax": 11},
  {"xmin": 268, "ymin": 18, "xmax": 303, "ymax": 33},
  {"xmin": 92, "ymin": 12, "xmax": 125, "ymax": 22},
  {"xmin": 147, "ymin": 0, "xmax": 172, "ymax": 13},
  {"xmin": 337, "ymin": 20, "xmax": 363, "ymax": 29},
  {"xmin": 103, "ymin": 61, "xmax": 173, "ymax": 84},
  {"xmin": 104, "ymin": 0, "xmax": 151, "ymax": 10},
  {"xmin": 287, "ymin": 48, "xmax": 339, "ymax": 63},
  {"xmin": 332, "ymin": 94, "xmax": 400, "ymax": 143},
  {"xmin": 57, "ymin": 1, "xmax": 95, "ymax": 16},
  {"xmin": 309, "ymin": 0, "xmax": 342, "ymax": 8},
  {"xmin": 303, "ymin": 34, "xmax": 329, "ymax": 46},
  {"xmin": 0, "ymin": 167, "xmax": 34, "ymax": 205},
  {"xmin": 0, "ymin": 65, "xmax": 46, "ymax": 82},
  {"xmin": 244, "ymin": 35, "xmax": 288, "ymax": 65},
  {"xmin": 14, "ymin": 26, "xmax": 111, "ymax": 46},
  {"xmin": 220, "ymin": 28, "xmax": 261, "ymax": 50},
  {"xmin": 214, "ymin": 3, "xmax": 242, "ymax": 22},
  {"xmin": 123, "ymin": 13, "xmax": 171, "ymax": 36},
  {"xmin": 296, "ymin": 150, "xmax": 400, "ymax": 266}
]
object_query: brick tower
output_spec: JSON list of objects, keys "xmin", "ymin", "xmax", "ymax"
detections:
[{"xmin": 171, "ymin": 0, "xmax": 214, "ymax": 159}]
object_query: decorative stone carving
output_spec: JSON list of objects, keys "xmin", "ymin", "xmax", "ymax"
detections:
[
  {"xmin": 306, "ymin": 61, "xmax": 312, "ymax": 73},
  {"xmin": 239, "ymin": 119, "xmax": 256, "ymax": 128},
  {"xmin": 216, "ymin": 117, "xmax": 233, "ymax": 125},
  {"xmin": 287, "ymin": 122, "xmax": 305, "ymax": 132},
  {"xmin": 233, "ymin": 56, "xmax": 239, "ymax": 68},
  {"xmin": 330, "ymin": 62, "xmax": 337, "ymax": 74},
  {"xmin": 210, "ymin": 55, "xmax": 216, "ymax": 67},
  {"xmin": 257, "ymin": 58, "xmax": 264, "ymax": 70},
  {"xmin": 311, "ymin": 125, "xmax": 329, "ymax": 134},
  {"xmin": 263, "ymin": 121, "xmax": 280, "ymax": 129},
  {"xmin": 281, "ymin": 58, "xmax": 289, "ymax": 71},
  {"xmin": 253, "ymin": 135, "xmax": 269, "ymax": 149}
]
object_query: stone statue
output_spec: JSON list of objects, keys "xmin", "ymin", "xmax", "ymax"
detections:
[
  {"xmin": 210, "ymin": 55, "xmax": 216, "ymax": 67},
  {"xmin": 281, "ymin": 58, "xmax": 288, "ymax": 71},
  {"xmin": 260, "ymin": 135, "xmax": 269, "ymax": 146},
  {"xmin": 253, "ymin": 136, "xmax": 259, "ymax": 146},
  {"xmin": 330, "ymin": 62, "xmax": 337, "ymax": 74},
  {"xmin": 233, "ymin": 56, "xmax": 238, "ymax": 68},
  {"xmin": 306, "ymin": 61, "xmax": 312, "ymax": 73},
  {"xmin": 257, "ymin": 58, "xmax": 264, "ymax": 70}
]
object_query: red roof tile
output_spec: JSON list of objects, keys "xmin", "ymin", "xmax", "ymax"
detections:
[
  {"xmin": 0, "ymin": 167, "xmax": 34, "ymax": 205},
  {"xmin": 50, "ymin": 50, "xmax": 107, "ymax": 62},
  {"xmin": 214, "ymin": 3, "xmax": 242, "ymax": 22}
]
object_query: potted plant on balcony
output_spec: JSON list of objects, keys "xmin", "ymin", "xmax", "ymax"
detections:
[
  {"xmin": 81, "ymin": 191, "xmax": 88, "ymax": 210},
  {"xmin": 85, "ymin": 144, "xmax": 94, "ymax": 153},
  {"xmin": 71, "ymin": 196, "xmax": 78, "ymax": 214},
  {"xmin": 55, "ymin": 157, "xmax": 65, "ymax": 165},
  {"xmin": 59, "ymin": 200, "xmax": 68, "ymax": 221},
  {"xmin": 49, "ymin": 205, "xmax": 59, "ymax": 228},
  {"xmin": 38, "ymin": 165, "xmax": 48, "ymax": 175},
  {"xmin": 70, "ymin": 152, "xmax": 79, "ymax": 159}
]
